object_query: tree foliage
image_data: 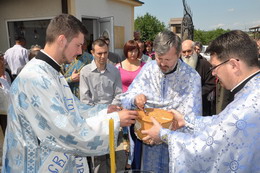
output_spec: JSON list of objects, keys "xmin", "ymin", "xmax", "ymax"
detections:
[
  {"xmin": 134, "ymin": 12, "xmax": 231, "ymax": 45},
  {"xmin": 194, "ymin": 28, "xmax": 231, "ymax": 45},
  {"xmin": 135, "ymin": 13, "xmax": 165, "ymax": 41}
]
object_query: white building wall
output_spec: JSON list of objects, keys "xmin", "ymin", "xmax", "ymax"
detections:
[
  {"xmin": 75, "ymin": 0, "xmax": 134, "ymax": 56},
  {"xmin": 0, "ymin": 0, "xmax": 61, "ymax": 51},
  {"xmin": 0, "ymin": 0, "xmax": 140, "ymax": 54}
]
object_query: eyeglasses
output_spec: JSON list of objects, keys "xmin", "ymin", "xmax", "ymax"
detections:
[{"xmin": 207, "ymin": 59, "xmax": 239, "ymax": 74}]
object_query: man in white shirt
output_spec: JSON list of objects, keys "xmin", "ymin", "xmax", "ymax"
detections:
[{"xmin": 4, "ymin": 36, "xmax": 29, "ymax": 78}]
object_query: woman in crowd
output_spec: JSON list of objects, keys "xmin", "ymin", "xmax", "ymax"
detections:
[
  {"xmin": 116, "ymin": 40, "xmax": 145, "ymax": 92},
  {"xmin": 136, "ymin": 40, "xmax": 152, "ymax": 63},
  {"xmin": 144, "ymin": 40, "xmax": 155, "ymax": 60},
  {"xmin": 116, "ymin": 40, "xmax": 145, "ymax": 170}
]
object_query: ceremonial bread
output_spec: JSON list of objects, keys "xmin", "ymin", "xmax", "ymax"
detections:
[{"xmin": 134, "ymin": 108, "xmax": 173, "ymax": 144}]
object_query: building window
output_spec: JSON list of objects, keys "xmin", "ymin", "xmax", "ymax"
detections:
[{"xmin": 7, "ymin": 19, "xmax": 50, "ymax": 49}]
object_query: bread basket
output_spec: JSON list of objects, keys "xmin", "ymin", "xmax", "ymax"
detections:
[{"xmin": 134, "ymin": 108, "xmax": 173, "ymax": 144}]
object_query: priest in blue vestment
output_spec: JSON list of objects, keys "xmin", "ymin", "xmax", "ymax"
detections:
[
  {"xmin": 144, "ymin": 30, "xmax": 260, "ymax": 173},
  {"xmin": 1, "ymin": 14, "xmax": 138, "ymax": 173},
  {"xmin": 121, "ymin": 30, "xmax": 202, "ymax": 173}
]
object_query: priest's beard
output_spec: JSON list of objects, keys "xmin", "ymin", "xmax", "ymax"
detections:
[{"xmin": 182, "ymin": 53, "xmax": 198, "ymax": 69}]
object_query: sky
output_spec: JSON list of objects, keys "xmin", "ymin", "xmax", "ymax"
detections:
[{"xmin": 134, "ymin": 0, "xmax": 260, "ymax": 31}]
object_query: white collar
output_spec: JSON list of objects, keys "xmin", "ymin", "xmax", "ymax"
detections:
[
  {"xmin": 40, "ymin": 50, "xmax": 61, "ymax": 66},
  {"xmin": 231, "ymin": 70, "xmax": 260, "ymax": 92}
]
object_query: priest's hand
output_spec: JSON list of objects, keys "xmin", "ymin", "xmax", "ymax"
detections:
[
  {"xmin": 107, "ymin": 105, "xmax": 122, "ymax": 113},
  {"xmin": 142, "ymin": 117, "xmax": 162, "ymax": 145},
  {"xmin": 118, "ymin": 109, "xmax": 138, "ymax": 127},
  {"xmin": 134, "ymin": 94, "xmax": 147, "ymax": 110},
  {"xmin": 169, "ymin": 109, "xmax": 185, "ymax": 131}
]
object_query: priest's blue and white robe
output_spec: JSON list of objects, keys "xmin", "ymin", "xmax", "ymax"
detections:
[
  {"xmin": 121, "ymin": 60, "xmax": 202, "ymax": 173},
  {"xmin": 160, "ymin": 72, "xmax": 260, "ymax": 173},
  {"xmin": 2, "ymin": 52, "xmax": 120, "ymax": 173}
]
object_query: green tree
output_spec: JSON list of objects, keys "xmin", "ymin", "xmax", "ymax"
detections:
[
  {"xmin": 135, "ymin": 13, "xmax": 165, "ymax": 41},
  {"xmin": 194, "ymin": 28, "xmax": 231, "ymax": 45}
]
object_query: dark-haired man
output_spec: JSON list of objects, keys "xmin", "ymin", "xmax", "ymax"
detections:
[
  {"xmin": 99, "ymin": 36, "xmax": 121, "ymax": 65},
  {"xmin": 4, "ymin": 36, "xmax": 29, "ymax": 78},
  {"xmin": 2, "ymin": 14, "xmax": 137, "ymax": 173},
  {"xmin": 80, "ymin": 38, "xmax": 123, "ymax": 172},
  {"xmin": 144, "ymin": 30, "xmax": 260, "ymax": 172},
  {"xmin": 80, "ymin": 38, "xmax": 122, "ymax": 106}
]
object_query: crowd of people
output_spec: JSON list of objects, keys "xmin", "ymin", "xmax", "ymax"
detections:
[{"xmin": 0, "ymin": 13, "xmax": 259, "ymax": 173}]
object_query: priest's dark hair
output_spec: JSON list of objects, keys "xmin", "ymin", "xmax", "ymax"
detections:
[{"xmin": 46, "ymin": 14, "xmax": 87, "ymax": 43}]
